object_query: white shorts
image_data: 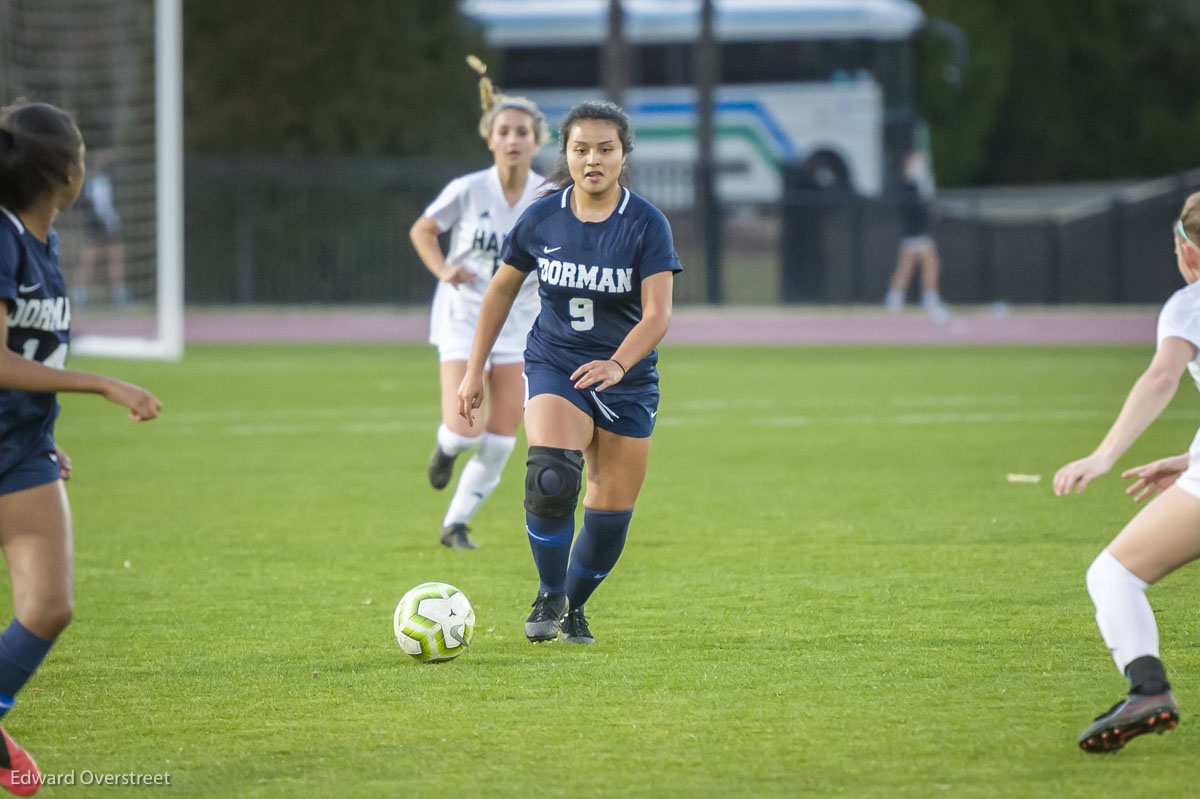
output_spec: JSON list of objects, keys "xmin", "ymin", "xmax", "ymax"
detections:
[
  {"xmin": 900, "ymin": 234, "xmax": 936, "ymax": 254},
  {"xmin": 428, "ymin": 284, "xmax": 536, "ymax": 366},
  {"xmin": 1176, "ymin": 443, "xmax": 1200, "ymax": 500}
]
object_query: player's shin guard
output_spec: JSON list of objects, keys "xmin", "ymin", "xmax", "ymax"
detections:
[
  {"xmin": 1086, "ymin": 549, "xmax": 1159, "ymax": 675},
  {"xmin": 524, "ymin": 447, "xmax": 584, "ymax": 594},
  {"xmin": 0, "ymin": 621, "xmax": 53, "ymax": 718},
  {"xmin": 526, "ymin": 512, "xmax": 573, "ymax": 593},
  {"xmin": 443, "ymin": 433, "xmax": 516, "ymax": 526},
  {"xmin": 565, "ymin": 508, "xmax": 633, "ymax": 610}
]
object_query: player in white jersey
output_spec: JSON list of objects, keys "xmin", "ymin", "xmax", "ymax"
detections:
[
  {"xmin": 409, "ymin": 56, "xmax": 548, "ymax": 549},
  {"xmin": 1052, "ymin": 191, "xmax": 1200, "ymax": 752}
]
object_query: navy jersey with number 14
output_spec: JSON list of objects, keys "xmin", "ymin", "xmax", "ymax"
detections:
[
  {"xmin": 501, "ymin": 186, "xmax": 681, "ymax": 388},
  {"xmin": 0, "ymin": 206, "xmax": 71, "ymax": 475}
]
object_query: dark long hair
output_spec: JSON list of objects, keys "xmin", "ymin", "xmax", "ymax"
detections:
[
  {"xmin": 542, "ymin": 100, "xmax": 634, "ymax": 194},
  {"xmin": 0, "ymin": 100, "xmax": 83, "ymax": 212}
]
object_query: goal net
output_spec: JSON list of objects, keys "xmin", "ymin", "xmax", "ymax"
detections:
[{"xmin": 0, "ymin": 0, "xmax": 182, "ymax": 359}]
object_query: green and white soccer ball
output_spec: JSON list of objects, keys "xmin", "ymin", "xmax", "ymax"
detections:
[{"xmin": 394, "ymin": 582, "xmax": 475, "ymax": 662}]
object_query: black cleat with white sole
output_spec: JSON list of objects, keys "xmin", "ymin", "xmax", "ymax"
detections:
[
  {"xmin": 560, "ymin": 606, "xmax": 594, "ymax": 644},
  {"xmin": 524, "ymin": 592, "xmax": 567, "ymax": 642}
]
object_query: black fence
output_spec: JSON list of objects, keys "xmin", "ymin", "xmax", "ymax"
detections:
[
  {"xmin": 781, "ymin": 167, "xmax": 1200, "ymax": 305},
  {"xmin": 186, "ymin": 155, "xmax": 476, "ymax": 305},
  {"xmin": 186, "ymin": 155, "xmax": 1200, "ymax": 307}
]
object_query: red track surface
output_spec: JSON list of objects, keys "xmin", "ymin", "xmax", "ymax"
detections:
[{"xmin": 71, "ymin": 305, "xmax": 1160, "ymax": 346}]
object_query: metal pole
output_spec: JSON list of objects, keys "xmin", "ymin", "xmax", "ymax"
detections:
[
  {"xmin": 603, "ymin": 0, "xmax": 629, "ymax": 107},
  {"xmin": 696, "ymin": 0, "xmax": 722, "ymax": 303}
]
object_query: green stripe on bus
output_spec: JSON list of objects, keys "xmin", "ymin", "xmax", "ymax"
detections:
[{"xmin": 635, "ymin": 124, "xmax": 782, "ymax": 173}]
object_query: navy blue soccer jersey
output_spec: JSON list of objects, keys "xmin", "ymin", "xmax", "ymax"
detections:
[
  {"xmin": 0, "ymin": 207, "xmax": 71, "ymax": 474},
  {"xmin": 501, "ymin": 186, "xmax": 682, "ymax": 387}
]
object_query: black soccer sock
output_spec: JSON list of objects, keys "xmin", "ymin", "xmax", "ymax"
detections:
[{"xmin": 1125, "ymin": 655, "xmax": 1170, "ymax": 695}]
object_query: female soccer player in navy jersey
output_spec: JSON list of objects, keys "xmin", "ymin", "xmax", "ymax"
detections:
[
  {"xmin": 1053, "ymin": 191, "xmax": 1200, "ymax": 753},
  {"xmin": 459, "ymin": 100, "xmax": 682, "ymax": 645},
  {"xmin": 410, "ymin": 56, "xmax": 548, "ymax": 550},
  {"xmin": 0, "ymin": 101, "xmax": 160, "ymax": 794}
]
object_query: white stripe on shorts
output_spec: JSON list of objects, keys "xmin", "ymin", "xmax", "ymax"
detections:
[{"xmin": 589, "ymin": 390, "xmax": 621, "ymax": 422}]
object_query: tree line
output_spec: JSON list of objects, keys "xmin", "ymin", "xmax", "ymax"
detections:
[{"xmin": 182, "ymin": 0, "xmax": 1200, "ymax": 186}]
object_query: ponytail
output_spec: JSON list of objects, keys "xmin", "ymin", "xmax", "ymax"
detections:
[{"xmin": 466, "ymin": 55, "xmax": 549, "ymax": 145}]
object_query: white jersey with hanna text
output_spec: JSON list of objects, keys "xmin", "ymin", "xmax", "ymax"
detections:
[
  {"xmin": 1157, "ymin": 280, "xmax": 1200, "ymax": 497},
  {"xmin": 424, "ymin": 166, "xmax": 543, "ymax": 357}
]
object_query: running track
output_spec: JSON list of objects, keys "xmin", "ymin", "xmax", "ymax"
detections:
[{"xmin": 72, "ymin": 306, "xmax": 1160, "ymax": 346}]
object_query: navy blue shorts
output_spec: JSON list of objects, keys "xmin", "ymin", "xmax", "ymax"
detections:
[
  {"xmin": 524, "ymin": 367, "xmax": 658, "ymax": 439},
  {"xmin": 0, "ymin": 448, "xmax": 61, "ymax": 496}
]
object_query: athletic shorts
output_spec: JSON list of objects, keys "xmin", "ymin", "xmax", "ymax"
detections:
[
  {"xmin": 429, "ymin": 290, "xmax": 532, "ymax": 366},
  {"xmin": 899, "ymin": 234, "xmax": 936, "ymax": 254},
  {"xmin": 523, "ymin": 366, "xmax": 658, "ymax": 439},
  {"xmin": 0, "ymin": 448, "xmax": 61, "ymax": 496}
]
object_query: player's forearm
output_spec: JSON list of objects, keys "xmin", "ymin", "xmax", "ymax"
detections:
[
  {"xmin": 1093, "ymin": 369, "xmax": 1179, "ymax": 464},
  {"xmin": 0, "ymin": 349, "xmax": 107, "ymax": 395},
  {"xmin": 612, "ymin": 310, "xmax": 671, "ymax": 372},
  {"xmin": 466, "ymin": 275, "xmax": 521, "ymax": 373},
  {"xmin": 409, "ymin": 220, "xmax": 450, "ymax": 280}
]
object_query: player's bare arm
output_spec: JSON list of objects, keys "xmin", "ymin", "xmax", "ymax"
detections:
[
  {"xmin": 410, "ymin": 215, "xmax": 473, "ymax": 287},
  {"xmin": 1053, "ymin": 335, "xmax": 1195, "ymax": 496},
  {"xmin": 572, "ymin": 271, "xmax": 674, "ymax": 392},
  {"xmin": 0, "ymin": 300, "xmax": 160, "ymax": 421},
  {"xmin": 1122, "ymin": 453, "xmax": 1192, "ymax": 503}
]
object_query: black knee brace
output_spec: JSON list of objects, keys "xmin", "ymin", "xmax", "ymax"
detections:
[{"xmin": 525, "ymin": 446, "xmax": 584, "ymax": 517}]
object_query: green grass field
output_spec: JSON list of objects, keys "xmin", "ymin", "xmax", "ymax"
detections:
[{"xmin": 10, "ymin": 342, "xmax": 1199, "ymax": 797}]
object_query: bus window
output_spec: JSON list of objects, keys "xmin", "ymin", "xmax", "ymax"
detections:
[{"xmin": 500, "ymin": 46, "xmax": 601, "ymax": 89}]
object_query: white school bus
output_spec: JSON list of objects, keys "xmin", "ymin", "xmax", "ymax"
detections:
[{"xmin": 462, "ymin": 0, "xmax": 930, "ymax": 209}]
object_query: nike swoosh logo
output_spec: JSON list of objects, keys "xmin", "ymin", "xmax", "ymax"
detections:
[
  {"xmin": 448, "ymin": 624, "xmax": 468, "ymax": 646},
  {"xmin": 18, "ymin": 283, "xmax": 40, "ymax": 293},
  {"xmin": 650, "ymin": 411, "xmax": 657, "ymax": 419},
  {"xmin": 543, "ymin": 246, "xmax": 561, "ymax": 254}
]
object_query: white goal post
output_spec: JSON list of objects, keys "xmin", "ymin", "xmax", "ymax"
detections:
[
  {"xmin": 71, "ymin": 0, "xmax": 183, "ymax": 360},
  {"xmin": 1, "ymin": 0, "xmax": 184, "ymax": 361}
]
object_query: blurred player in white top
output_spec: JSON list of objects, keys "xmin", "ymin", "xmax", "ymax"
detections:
[
  {"xmin": 409, "ymin": 56, "xmax": 547, "ymax": 549},
  {"xmin": 1053, "ymin": 191, "xmax": 1200, "ymax": 752}
]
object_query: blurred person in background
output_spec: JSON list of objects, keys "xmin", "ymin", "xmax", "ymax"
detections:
[
  {"xmin": 459, "ymin": 100, "xmax": 682, "ymax": 646},
  {"xmin": 1052, "ymin": 191, "xmax": 1200, "ymax": 753},
  {"xmin": 885, "ymin": 151, "xmax": 947, "ymax": 322},
  {"xmin": 409, "ymin": 56, "xmax": 548, "ymax": 550},
  {"xmin": 74, "ymin": 148, "xmax": 130, "ymax": 307},
  {"xmin": 0, "ymin": 100, "xmax": 160, "ymax": 795}
]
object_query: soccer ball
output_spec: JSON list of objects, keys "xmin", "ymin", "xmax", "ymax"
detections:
[{"xmin": 394, "ymin": 582, "xmax": 475, "ymax": 663}]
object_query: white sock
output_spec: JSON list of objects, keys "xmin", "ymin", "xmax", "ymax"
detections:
[
  {"xmin": 885, "ymin": 289, "xmax": 904, "ymax": 310},
  {"xmin": 436, "ymin": 424, "xmax": 480, "ymax": 456},
  {"xmin": 922, "ymin": 290, "xmax": 942, "ymax": 308},
  {"xmin": 1086, "ymin": 549, "xmax": 1159, "ymax": 673},
  {"xmin": 443, "ymin": 433, "xmax": 517, "ymax": 526}
]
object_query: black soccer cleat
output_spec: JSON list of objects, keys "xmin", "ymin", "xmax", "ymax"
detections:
[
  {"xmin": 1078, "ymin": 691, "xmax": 1179, "ymax": 753},
  {"xmin": 560, "ymin": 606, "xmax": 594, "ymax": 645},
  {"xmin": 524, "ymin": 592, "xmax": 568, "ymax": 642},
  {"xmin": 427, "ymin": 445, "xmax": 458, "ymax": 490},
  {"xmin": 439, "ymin": 523, "xmax": 478, "ymax": 550}
]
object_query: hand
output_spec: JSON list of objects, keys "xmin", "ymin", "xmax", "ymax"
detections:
[
  {"xmin": 571, "ymin": 359, "xmax": 625, "ymax": 392},
  {"xmin": 101, "ymin": 378, "xmax": 162, "ymax": 421},
  {"xmin": 53, "ymin": 445, "xmax": 71, "ymax": 481},
  {"xmin": 1053, "ymin": 454, "xmax": 1113, "ymax": 496},
  {"xmin": 1122, "ymin": 455, "xmax": 1189, "ymax": 503},
  {"xmin": 440, "ymin": 265, "xmax": 475, "ymax": 288},
  {"xmin": 457, "ymin": 370, "xmax": 485, "ymax": 427}
]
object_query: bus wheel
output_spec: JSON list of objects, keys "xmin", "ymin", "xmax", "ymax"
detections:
[{"xmin": 804, "ymin": 151, "xmax": 851, "ymax": 190}]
